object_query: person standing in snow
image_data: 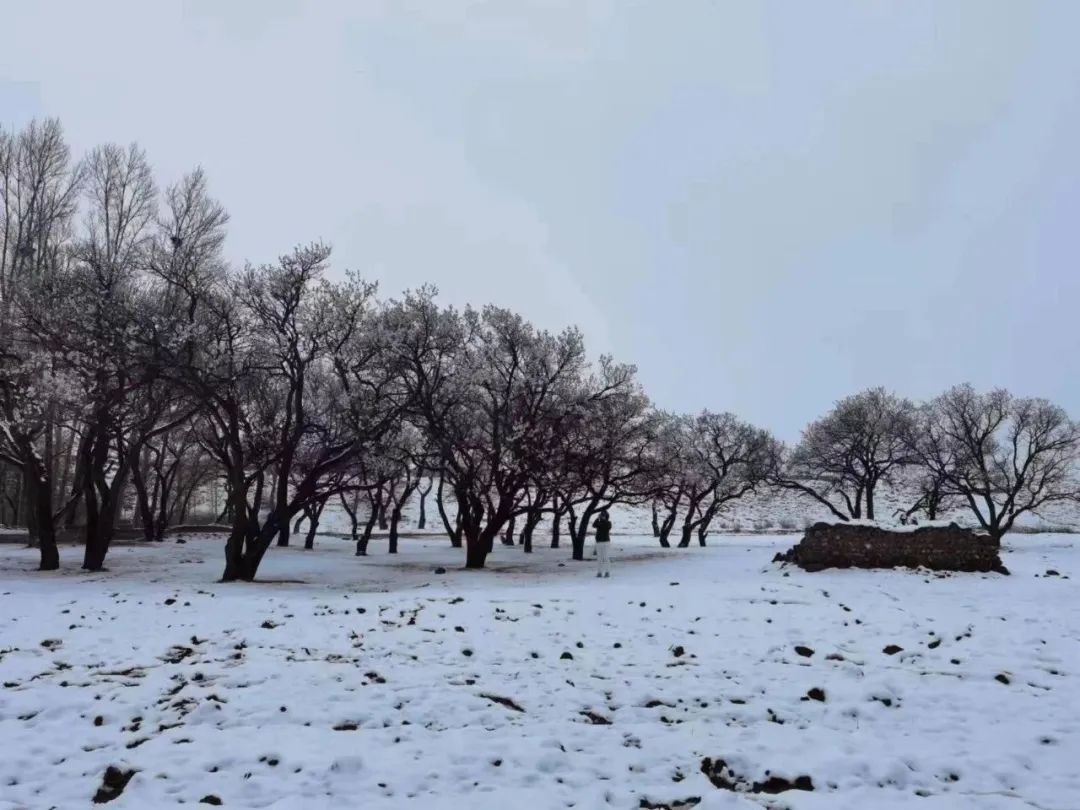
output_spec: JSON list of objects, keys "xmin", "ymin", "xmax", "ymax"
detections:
[{"xmin": 593, "ymin": 510, "xmax": 612, "ymax": 578}]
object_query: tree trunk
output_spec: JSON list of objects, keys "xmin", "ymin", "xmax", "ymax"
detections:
[
  {"xmin": 521, "ymin": 507, "xmax": 542, "ymax": 554},
  {"xmin": 131, "ymin": 453, "xmax": 156, "ymax": 542},
  {"xmin": 339, "ymin": 491, "xmax": 360, "ymax": 544},
  {"xmin": 658, "ymin": 509, "xmax": 676, "ymax": 548},
  {"xmin": 377, "ymin": 502, "xmax": 388, "ymax": 531},
  {"xmin": 452, "ymin": 509, "xmax": 463, "ymax": 548},
  {"xmin": 357, "ymin": 492, "xmax": 381, "ymax": 556},
  {"xmin": 926, "ymin": 488, "xmax": 940, "ymax": 521},
  {"xmin": 154, "ymin": 471, "xmax": 174, "ymax": 542},
  {"xmin": 221, "ymin": 469, "xmax": 251, "ymax": 581},
  {"xmin": 344, "ymin": 499, "xmax": 360, "ymax": 546},
  {"xmin": 55, "ymin": 426, "xmax": 75, "ymax": 523},
  {"xmin": 230, "ymin": 497, "xmax": 296, "ymax": 580},
  {"xmin": 465, "ymin": 522, "xmax": 498, "ymax": 569},
  {"xmin": 550, "ymin": 503, "xmax": 561, "ymax": 549},
  {"xmin": 81, "ymin": 432, "xmax": 107, "ymax": 571},
  {"xmin": 696, "ymin": 500, "xmax": 718, "ymax": 546},
  {"xmin": 25, "ymin": 455, "xmax": 59, "ymax": 571},
  {"xmin": 464, "ymin": 539, "xmax": 487, "ymax": 568},
  {"xmin": 570, "ymin": 504, "xmax": 596, "ymax": 562},
  {"xmin": 275, "ymin": 470, "xmax": 290, "ymax": 547},
  {"xmin": 678, "ymin": 493, "xmax": 707, "ymax": 548},
  {"xmin": 23, "ymin": 465, "xmax": 38, "ymax": 545},
  {"xmin": 678, "ymin": 523, "xmax": 693, "ymax": 548},
  {"xmin": 865, "ymin": 480, "xmax": 875, "ymax": 521},
  {"xmin": 293, "ymin": 508, "xmax": 309, "ymax": 535},
  {"xmin": 86, "ymin": 452, "xmax": 131, "ymax": 570},
  {"xmin": 502, "ymin": 515, "xmax": 516, "ymax": 546},
  {"xmin": 417, "ymin": 487, "xmax": 428, "ymax": 529},
  {"xmin": 388, "ymin": 505, "xmax": 402, "ymax": 554},
  {"xmin": 651, "ymin": 502, "xmax": 660, "ymax": 537},
  {"xmin": 303, "ymin": 499, "xmax": 324, "ymax": 550},
  {"xmin": 63, "ymin": 432, "xmax": 92, "ymax": 531},
  {"xmin": 436, "ymin": 475, "xmax": 461, "ymax": 546}
]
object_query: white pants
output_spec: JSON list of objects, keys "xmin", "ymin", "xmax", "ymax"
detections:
[{"xmin": 596, "ymin": 542, "xmax": 611, "ymax": 576}]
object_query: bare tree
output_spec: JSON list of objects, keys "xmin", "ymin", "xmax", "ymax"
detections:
[
  {"xmin": 649, "ymin": 412, "xmax": 691, "ymax": 548},
  {"xmin": 22, "ymin": 142, "xmax": 160, "ymax": 570},
  {"xmin": 647, "ymin": 411, "xmax": 779, "ymax": 547},
  {"xmin": 771, "ymin": 387, "xmax": 915, "ymax": 521},
  {"xmin": 911, "ymin": 385, "xmax": 1080, "ymax": 542},
  {"xmin": 0, "ymin": 119, "xmax": 82, "ymax": 567},
  {"xmin": 678, "ymin": 411, "xmax": 779, "ymax": 546},
  {"xmin": 391, "ymin": 291, "xmax": 592, "ymax": 568},
  {"xmin": 557, "ymin": 358, "xmax": 657, "ymax": 561},
  {"xmin": 240, "ymin": 243, "xmax": 342, "ymax": 548}
]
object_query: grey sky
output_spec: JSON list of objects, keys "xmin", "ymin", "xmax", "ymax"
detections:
[{"xmin": 3, "ymin": 1, "xmax": 1078, "ymax": 439}]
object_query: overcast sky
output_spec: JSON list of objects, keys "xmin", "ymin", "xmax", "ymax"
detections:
[{"xmin": 3, "ymin": 1, "xmax": 1078, "ymax": 439}]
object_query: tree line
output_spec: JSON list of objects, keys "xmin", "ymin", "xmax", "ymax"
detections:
[{"xmin": 3, "ymin": 119, "xmax": 1078, "ymax": 579}]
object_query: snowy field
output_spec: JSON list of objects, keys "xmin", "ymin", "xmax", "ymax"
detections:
[{"xmin": 0, "ymin": 533, "xmax": 1077, "ymax": 810}]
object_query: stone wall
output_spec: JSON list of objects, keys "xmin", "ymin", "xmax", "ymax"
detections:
[{"xmin": 774, "ymin": 521, "xmax": 1007, "ymax": 574}]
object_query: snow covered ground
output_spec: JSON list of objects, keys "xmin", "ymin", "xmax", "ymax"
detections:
[{"xmin": 0, "ymin": 533, "xmax": 1077, "ymax": 809}]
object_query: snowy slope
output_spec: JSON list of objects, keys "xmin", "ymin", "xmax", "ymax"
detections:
[{"xmin": 0, "ymin": 534, "xmax": 1077, "ymax": 809}]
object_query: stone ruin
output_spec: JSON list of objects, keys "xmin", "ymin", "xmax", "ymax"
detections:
[{"xmin": 774, "ymin": 521, "xmax": 1008, "ymax": 574}]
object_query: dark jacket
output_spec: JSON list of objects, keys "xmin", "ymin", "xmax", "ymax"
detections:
[{"xmin": 593, "ymin": 516, "xmax": 612, "ymax": 543}]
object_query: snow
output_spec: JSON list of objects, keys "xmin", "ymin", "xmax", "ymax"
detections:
[
  {"xmin": 808, "ymin": 518, "xmax": 985, "ymax": 533},
  {"xmin": 0, "ymin": 533, "xmax": 1078, "ymax": 809}
]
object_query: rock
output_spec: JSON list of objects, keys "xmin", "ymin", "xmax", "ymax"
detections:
[
  {"xmin": 700, "ymin": 758, "xmax": 813, "ymax": 794},
  {"xmin": 639, "ymin": 798, "xmax": 701, "ymax": 809},
  {"xmin": 794, "ymin": 646, "xmax": 814, "ymax": 658},
  {"xmin": 199, "ymin": 796, "xmax": 223, "ymax": 806},
  {"xmin": 805, "ymin": 688, "xmax": 826, "ymax": 702},
  {"xmin": 699, "ymin": 758, "xmax": 740, "ymax": 791},
  {"xmin": 671, "ymin": 646, "xmax": 685, "ymax": 658},
  {"xmin": 434, "ymin": 567, "xmax": 447, "ymax": 575},
  {"xmin": 882, "ymin": 645, "xmax": 903, "ymax": 656},
  {"xmin": 480, "ymin": 693, "xmax": 525, "ymax": 712},
  {"xmin": 92, "ymin": 766, "xmax": 136, "ymax": 804},
  {"xmin": 995, "ymin": 673, "xmax": 1011, "ymax": 685},
  {"xmin": 927, "ymin": 638, "xmax": 942, "ymax": 649},
  {"xmin": 754, "ymin": 775, "xmax": 814, "ymax": 794},
  {"xmin": 560, "ymin": 652, "xmax": 574, "ymax": 660},
  {"xmin": 774, "ymin": 522, "xmax": 1006, "ymax": 573},
  {"xmin": 580, "ymin": 709, "xmax": 612, "ymax": 725}
]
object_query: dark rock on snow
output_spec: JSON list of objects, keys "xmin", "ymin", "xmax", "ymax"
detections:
[
  {"xmin": 700, "ymin": 758, "xmax": 813, "ymax": 794},
  {"xmin": 92, "ymin": 766, "xmax": 136, "ymax": 804}
]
